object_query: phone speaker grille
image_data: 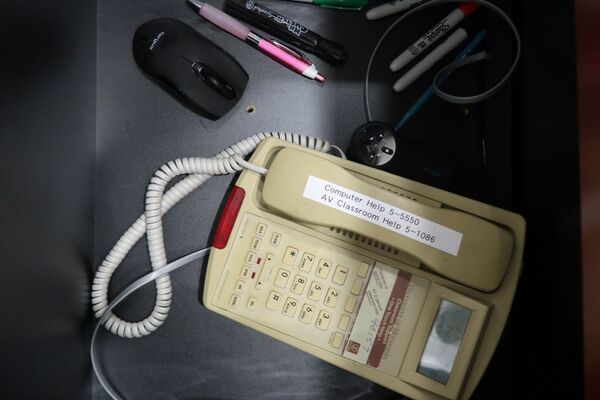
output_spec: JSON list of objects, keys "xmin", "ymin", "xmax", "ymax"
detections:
[
  {"xmin": 379, "ymin": 186, "xmax": 420, "ymax": 202},
  {"xmin": 329, "ymin": 227, "xmax": 400, "ymax": 255}
]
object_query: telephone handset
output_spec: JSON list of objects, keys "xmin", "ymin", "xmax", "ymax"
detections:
[
  {"xmin": 205, "ymin": 138, "xmax": 525, "ymax": 400},
  {"xmin": 262, "ymin": 148, "xmax": 514, "ymax": 292}
]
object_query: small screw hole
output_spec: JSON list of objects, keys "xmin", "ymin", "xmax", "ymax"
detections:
[{"xmin": 246, "ymin": 105, "xmax": 256, "ymax": 113}]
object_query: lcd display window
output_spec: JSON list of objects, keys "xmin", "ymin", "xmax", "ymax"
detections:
[{"xmin": 417, "ymin": 300, "xmax": 472, "ymax": 385}]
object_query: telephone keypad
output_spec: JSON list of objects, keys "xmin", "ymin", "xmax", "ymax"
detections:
[
  {"xmin": 324, "ymin": 288, "xmax": 340, "ymax": 308},
  {"xmin": 308, "ymin": 281, "xmax": 323, "ymax": 301},
  {"xmin": 316, "ymin": 310, "xmax": 331, "ymax": 330},
  {"xmin": 291, "ymin": 275, "xmax": 307, "ymax": 295},
  {"xmin": 266, "ymin": 291, "xmax": 283, "ymax": 310},
  {"xmin": 332, "ymin": 265, "xmax": 349, "ymax": 286},
  {"xmin": 216, "ymin": 214, "xmax": 374, "ymax": 355},
  {"xmin": 316, "ymin": 259, "xmax": 332, "ymax": 279},
  {"xmin": 283, "ymin": 246, "xmax": 299, "ymax": 266},
  {"xmin": 299, "ymin": 253, "xmax": 315, "ymax": 272},
  {"xmin": 299, "ymin": 304, "xmax": 314, "ymax": 324},
  {"xmin": 274, "ymin": 268, "xmax": 290, "ymax": 288},
  {"xmin": 282, "ymin": 297, "xmax": 299, "ymax": 317}
]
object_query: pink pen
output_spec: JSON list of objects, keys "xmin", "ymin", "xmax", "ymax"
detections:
[{"xmin": 187, "ymin": 0, "xmax": 325, "ymax": 82}]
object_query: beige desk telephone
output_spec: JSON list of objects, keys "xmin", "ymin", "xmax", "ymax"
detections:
[
  {"xmin": 92, "ymin": 135, "xmax": 525, "ymax": 400},
  {"xmin": 204, "ymin": 138, "xmax": 526, "ymax": 400}
]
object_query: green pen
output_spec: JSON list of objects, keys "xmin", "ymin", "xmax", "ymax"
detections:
[{"xmin": 283, "ymin": 0, "xmax": 368, "ymax": 11}]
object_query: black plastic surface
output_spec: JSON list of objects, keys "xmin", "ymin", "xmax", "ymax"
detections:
[
  {"xmin": 0, "ymin": 0, "xmax": 583, "ymax": 399},
  {"xmin": 91, "ymin": 1, "xmax": 582, "ymax": 400},
  {"xmin": 94, "ymin": 1, "xmax": 509, "ymax": 399}
]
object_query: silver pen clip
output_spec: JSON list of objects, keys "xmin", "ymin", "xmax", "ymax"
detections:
[{"xmin": 269, "ymin": 39, "xmax": 313, "ymax": 65}]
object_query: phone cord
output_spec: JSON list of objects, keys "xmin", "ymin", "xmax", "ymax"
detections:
[
  {"xmin": 90, "ymin": 132, "xmax": 334, "ymax": 338},
  {"xmin": 92, "ymin": 248, "xmax": 211, "ymax": 400}
]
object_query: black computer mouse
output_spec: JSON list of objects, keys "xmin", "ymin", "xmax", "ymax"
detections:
[{"xmin": 133, "ymin": 18, "xmax": 248, "ymax": 120}]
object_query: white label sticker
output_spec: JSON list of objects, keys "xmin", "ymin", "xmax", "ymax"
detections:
[{"xmin": 302, "ymin": 176, "xmax": 463, "ymax": 255}]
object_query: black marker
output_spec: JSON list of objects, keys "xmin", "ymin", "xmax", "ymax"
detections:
[{"xmin": 223, "ymin": 0, "xmax": 348, "ymax": 65}]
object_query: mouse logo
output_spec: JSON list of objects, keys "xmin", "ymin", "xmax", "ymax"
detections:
[{"xmin": 149, "ymin": 31, "xmax": 165, "ymax": 51}]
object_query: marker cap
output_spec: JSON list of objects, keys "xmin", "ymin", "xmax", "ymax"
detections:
[{"xmin": 458, "ymin": 3, "xmax": 479, "ymax": 16}]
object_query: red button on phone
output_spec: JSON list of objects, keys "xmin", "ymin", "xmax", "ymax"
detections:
[{"xmin": 212, "ymin": 185, "xmax": 245, "ymax": 249}]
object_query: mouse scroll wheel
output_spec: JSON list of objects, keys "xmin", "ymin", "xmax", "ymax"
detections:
[{"xmin": 192, "ymin": 62, "xmax": 236, "ymax": 100}]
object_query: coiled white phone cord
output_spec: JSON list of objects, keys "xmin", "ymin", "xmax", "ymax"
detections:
[{"xmin": 91, "ymin": 132, "xmax": 335, "ymax": 338}]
